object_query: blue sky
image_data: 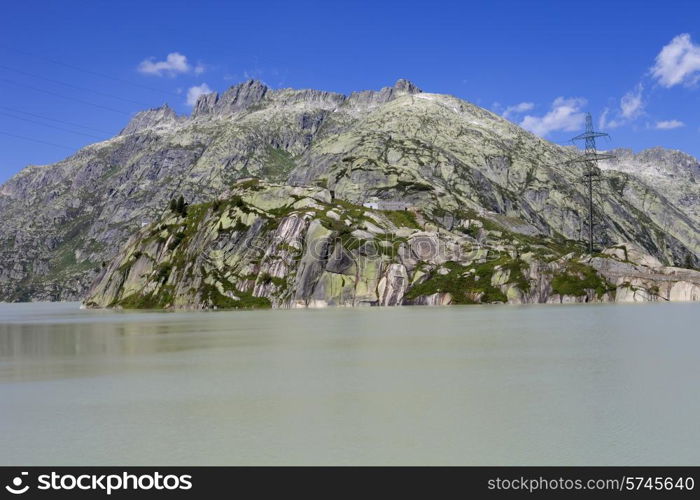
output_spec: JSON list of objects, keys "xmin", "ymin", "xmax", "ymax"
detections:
[{"xmin": 1, "ymin": 0, "xmax": 699, "ymax": 183}]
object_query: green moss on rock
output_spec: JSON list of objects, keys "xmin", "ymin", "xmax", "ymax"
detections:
[
  {"xmin": 382, "ymin": 210, "xmax": 420, "ymax": 229},
  {"xmin": 405, "ymin": 260, "xmax": 508, "ymax": 304},
  {"xmin": 551, "ymin": 261, "xmax": 615, "ymax": 298}
]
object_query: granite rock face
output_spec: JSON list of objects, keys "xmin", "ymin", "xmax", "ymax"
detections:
[
  {"xmin": 83, "ymin": 182, "xmax": 700, "ymax": 309},
  {"xmin": 599, "ymin": 147, "xmax": 700, "ymax": 224},
  {"xmin": 1, "ymin": 79, "xmax": 699, "ymax": 302}
]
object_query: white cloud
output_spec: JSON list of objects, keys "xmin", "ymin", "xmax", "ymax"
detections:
[
  {"xmin": 186, "ymin": 83, "xmax": 213, "ymax": 106},
  {"xmin": 138, "ymin": 52, "xmax": 197, "ymax": 77},
  {"xmin": 599, "ymin": 84, "xmax": 645, "ymax": 129},
  {"xmin": 651, "ymin": 33, "xmax": 700, "ymax": 87},
  {"xmin": 620, "ymin": 84, "xmax": 644, "ymax": 119},
  {"xmin": 519, "ymin": 97, "xmax": 587, "ymax": 137},
  {"xmin": 502, "ymin": 102, "xmax": 535, "ymax": 119},
  {"xmin": 599, "ymin": 108, "xmax": 622, "ymax": 129},
  {"xmin": 655, "ymin": 120, "xmax": 684, "ymax": 130}
]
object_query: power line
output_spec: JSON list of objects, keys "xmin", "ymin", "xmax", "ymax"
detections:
[
  {"xmin": 0, "ymin": 78, "xmax": 132, "ymax": 115},
  {"xmin": 0, "ymin": 130, "xmax": 76, "ymax": 150},
  {"xmin": 0, "ymin": 64, "xmax": 152, "ymax": 107},
  {"xmin": 0, "ymin": 106, "xmax": 112, "ymax": 134},
  {"xmin": 0, "ymin": 111, "xmax": 105, "ymax": 140},
  {"xmin": 0, "ymin": 44, "xmax": 181, "ymax": 99}
]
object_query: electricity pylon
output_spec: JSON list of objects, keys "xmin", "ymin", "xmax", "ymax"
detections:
[{"xmin": 569, "ymin": 113, "xmax": 614, "ymax": 254}]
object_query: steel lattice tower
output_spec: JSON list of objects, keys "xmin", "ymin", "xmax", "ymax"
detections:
[{"xmin": 569, "ymin": 113, "xmax": 614, "ymax": 254}]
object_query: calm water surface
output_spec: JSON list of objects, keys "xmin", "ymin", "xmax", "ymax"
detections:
[{"xmin": 0, "ymin": 301, "xmax": 698, "ymax": 465}]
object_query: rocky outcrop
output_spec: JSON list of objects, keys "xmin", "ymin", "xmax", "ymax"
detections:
[
  {"xmin": 345, "ymin": 78, "xmax": 423, "ymax": 108},
  {"xmin": 193, "ymin": 79, "xmax": 269, "ymax": 117},
  {"xmin": 119, "ymin": 105, "xmax": 181, "ymax": 135},
  {"xmin": 83, "ymin": 182, "xmax": 700, "ymax": 310},
  {"xmin": 588, "ymin": 246, "xmax": 700, "ymax": 302},
  {"xmin": 377, "ymin": 264, "xmax": 409, "ymax": 306}
]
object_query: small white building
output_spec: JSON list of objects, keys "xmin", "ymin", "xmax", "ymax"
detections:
[{"xmin": 362, "ymin": 197, "xmax": 413, "ymax": 211}]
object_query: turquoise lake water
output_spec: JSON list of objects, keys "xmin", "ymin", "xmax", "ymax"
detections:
[{"xmin": 0, "ymin": 301, "xmax": 698, "ymax": 465}]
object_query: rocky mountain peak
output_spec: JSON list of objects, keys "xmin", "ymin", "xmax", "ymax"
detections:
[
  {"xmin": 218, "ymin": 79, "xmax": 269, "ymax": 112},
  {"xmin": 394, "ymin": 78, "xmax": 422, "ymax": 94},
  {"xmin": 119, "ymin": 104, "xmax": 179, "ymax": 135},
  {"xmin": 346, "ymin": 79, "xmax": 423, "ymax": 109},
  {"xmin": 192, "ymin": 91, "xmax": 218, "ymax": 116},
  {"xmin": 193, "ymin": 79, "xmax": 269, "ymax": 117},
  {"xmin": 603, "ymin": 147, "xmax": 700, "ymax": 181}
]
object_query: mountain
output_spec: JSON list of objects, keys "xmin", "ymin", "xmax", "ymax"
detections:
[
  {"xmin": 1, "ymin": 79, "xmax": 699, "ymax": 304},
  {"xmin": 599, "ymin": 147, "xmax": 699, "ymax": 223}
]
